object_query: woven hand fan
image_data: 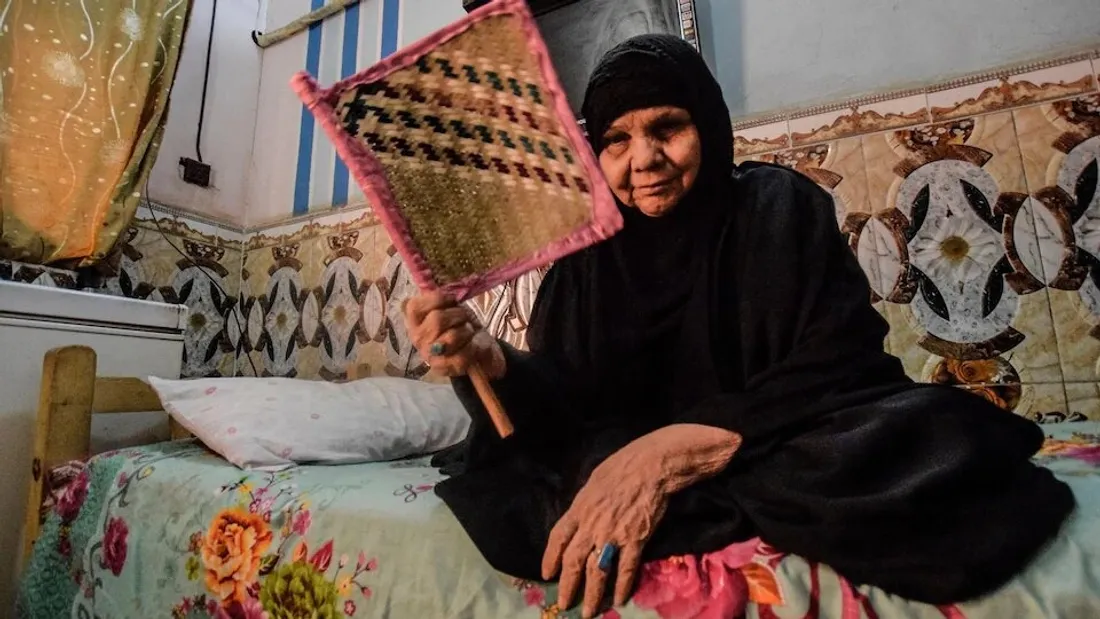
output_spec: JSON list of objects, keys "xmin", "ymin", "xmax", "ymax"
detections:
[{"xmin": 292, "ymin": 0, "xmax": 621, "ymax": 437}]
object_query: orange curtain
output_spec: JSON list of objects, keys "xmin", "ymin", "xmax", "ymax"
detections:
[{"xmin": 0, "ymin": 0, "xmax": 192, "ymax": 265}]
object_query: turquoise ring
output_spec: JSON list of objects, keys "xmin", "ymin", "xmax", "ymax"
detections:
[
  {"xmin": 597, "ymin": 542, "xmax": 618, "ymax": 572},
  {"xmin": 430, "ymin": 342, "xmax": 445, "ymax": 356}
]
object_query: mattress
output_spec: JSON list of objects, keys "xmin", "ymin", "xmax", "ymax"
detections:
[{"xmin": 16, "ymin": 423, "xmax": 1100, "ymax": 619}]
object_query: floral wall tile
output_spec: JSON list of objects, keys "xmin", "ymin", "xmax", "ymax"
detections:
[
  {"xmin": 234, "ymin": 206, "xmax": 478, "ymax": 382},
  {"xmin": 375, "ymin": 246, "xmax": 431, "ymax": 379},
  {"xmin": 1013, "ymin": 95, "xmax": 1100, "ymax": 382},
  {"xmin": 89, "ymin": 214, "xmax": 244, "ymax": 379},
  {"xmin": 175, "ymin": 252, "xmax": 242, "ymax": 378},
  {"xmin": 928, "ymin": 57, "xmax": 1097, "ymax": 122},
  {"xmin": 760, "ymin": 138, "xmax": 872, "ymax": 221},
  {"xmin": 861, "ymin": 113, "xmax": 1063, "ymax": 385},
  {"xmin": 239, "ymin": 228, "xmax": 311, "ymax": 378},
  {"xmin": 236, "ymin": 244, "xmax": 270, "ymax": 378},
  {"xmin": 884, "ymin": 288, "xmax": 1064, "ymax": 384},
  {"xmin": 304, "ymin": 214, "xmax": 383, "ymax": 381},
  {"xmin": 879, "ymin": 298, "xmax": 1064, "ymax": 387},
  {"xmin": 732, "ymin": 116, "xmax": 790, "ymax": 157},
  {"xmin": 105, "ymin": 224, "xmax": 188, "ymax": 299},
  {"xmin": 1065, "ymin": 382, "xmax": 1100, "ymax": 421},
  {"xmin": 789, "ymin": 92, "xmax": 929, "ymax": 146},
  {"xmin": 351, "ymin": 229, "xmax": 398, "ymax": 379}
]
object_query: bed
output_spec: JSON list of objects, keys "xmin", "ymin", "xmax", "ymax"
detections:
[{"xmin": 16, "ymin": 345, "xmax": 1100, "ymax": 618}]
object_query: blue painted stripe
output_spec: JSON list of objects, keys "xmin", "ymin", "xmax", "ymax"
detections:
[
  {"xmin": 381, "ymin": 0, "xmax": 400, "ymax": 56},
  {"xmin": 330, "ymin": 3, "xmax": 361, "ymax": 207},
  {"xmin": 292, "ymin": 0, "xmax": 326, "ymax": 216}
]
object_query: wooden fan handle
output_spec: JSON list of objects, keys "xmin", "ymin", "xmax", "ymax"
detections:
[{"xmin": 468, "ymin": 362, "xmax": 515, "ymax": 438}]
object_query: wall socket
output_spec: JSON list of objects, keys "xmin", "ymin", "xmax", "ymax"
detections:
[{"xmin": 179, "ymin": 157, "xmax": 212, "ymax": 187}]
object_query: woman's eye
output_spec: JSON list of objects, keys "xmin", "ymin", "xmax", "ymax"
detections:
[
  {"xmin": 652, "ymin": 122, "xmax": 683, "ymax": 140},
  {"xmin": 605, "ymin": 133, "xmax": 628, "ymax": 145}
]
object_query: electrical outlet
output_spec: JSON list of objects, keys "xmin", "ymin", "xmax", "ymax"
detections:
[{"xmin": 179, "ymin": 157, "xmax": 212, "ymax": 187}]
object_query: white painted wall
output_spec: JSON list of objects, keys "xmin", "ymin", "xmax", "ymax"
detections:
[
  {"xmin": 695, "ymin": 0, "xmax": 1100, "ymax": 117},
  {"xmin": 147, "ymin": 0, "xmax": 264, "ymax": 224}
]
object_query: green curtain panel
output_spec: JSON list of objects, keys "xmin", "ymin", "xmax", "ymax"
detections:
[{"xmin": 0, "ymin": 0, "xmax": 192, "ymax": 266}]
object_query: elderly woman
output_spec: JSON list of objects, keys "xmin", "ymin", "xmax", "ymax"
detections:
[{"xmin": 403, "ymin": 35, "xmax": 1073, "ymax": 617}]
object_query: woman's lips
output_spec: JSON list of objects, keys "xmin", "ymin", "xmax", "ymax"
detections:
[{"xmin": 634, "ymin": 179, "xmax": 676, "ymax": 195}]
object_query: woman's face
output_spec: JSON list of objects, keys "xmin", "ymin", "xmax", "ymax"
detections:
[{"xmin": 598, "ymin": 106, "xmax": 702, "ymax": 217}]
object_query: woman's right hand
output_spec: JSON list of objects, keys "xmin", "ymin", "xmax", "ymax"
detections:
[{"xmin": 403, "ymin": 291, "xmax": 507, "ymax": 379}]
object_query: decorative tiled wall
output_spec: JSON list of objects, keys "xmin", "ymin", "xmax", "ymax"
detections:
[
  {"xmin": 234, "ymin": 208, "xmax": 542, "ymax": 382},
  {"xmin": 0, "ymin": 206, "xmax": 244, "ymax": 379},
  {"xmin": 4, "ymin": 47, "xmax": 1098, "ymax": 423},
  {"xmin": 0, "ymin": 203, "xmax": 537, "ymax": 384},
  {"xmin": 734, "ymin": 49, "xmax": 1100, "ymax": 422}
]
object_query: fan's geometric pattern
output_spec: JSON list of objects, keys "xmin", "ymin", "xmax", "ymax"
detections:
[{"xmin": 295, "ymin": 1, "xmax": 618, "ymax": 299}]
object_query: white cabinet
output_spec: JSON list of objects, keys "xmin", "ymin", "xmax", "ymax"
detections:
[{"xmin": 0, "ymin": 281, "xmax": 188, "ymax": 611}]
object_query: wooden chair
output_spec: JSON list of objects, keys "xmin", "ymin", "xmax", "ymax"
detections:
[{"xmin": 20, "ymin": 345, "xmax": 190, "ymax": 566}]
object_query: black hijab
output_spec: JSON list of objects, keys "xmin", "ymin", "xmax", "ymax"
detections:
[{"xmin": 527, "ymin": 35, "xmax": 738, "ymax": 425}]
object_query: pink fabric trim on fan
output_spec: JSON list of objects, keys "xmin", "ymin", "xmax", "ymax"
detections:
[{"xmin": 291, "ymin": 0, "xmax": 621, "ymax": 301}]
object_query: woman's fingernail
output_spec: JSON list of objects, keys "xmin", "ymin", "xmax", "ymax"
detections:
[{"xmin": 430, "ymin": 342, "xmax": 445, "ymax": 356}]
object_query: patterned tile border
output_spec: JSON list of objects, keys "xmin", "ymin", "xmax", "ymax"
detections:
[
  {"xmin": 732, "ymin": 113, "xmax": 791, "ymax": 157},
  {"xmin": 927, "ymin": 55, "xmax": 1096, "ymax": 121},
  {"xmin": 142, "ymin": 201, "xmax": 244, "ymax": 234},
  {"xmin": 787, "ymin": 89, "xmax": 930, "ymax": 147},
  {"xmin": 733, "ymin": 45, "xmax": 1100, "ymax": 155},
  {"xmin": 244, "ymin": 204, "xmax": 379, "ymax": 249},
  {"xmin": 126, "ymin": 201, "xmax": 383, "ymax": 248},
  {"xmin": 134, "ymin": 203, "xmax": 245, "ymax": 245},
  {"xmin": 0, "ymin": 259, "xmax": 82, "ymax": 289},
  {"xmin": 245, "ymin": 203, "xmax": 376, "ymax": 234}
]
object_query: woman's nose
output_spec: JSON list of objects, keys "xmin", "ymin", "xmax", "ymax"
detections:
[{"xmin": 631, "ymin": 138, "xmax": 665, "ymax": 171}]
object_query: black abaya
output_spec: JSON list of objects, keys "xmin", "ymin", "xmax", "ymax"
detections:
[{"xmin": 431, "ymin": 35, "xmax": 1074, "ymax": 605}]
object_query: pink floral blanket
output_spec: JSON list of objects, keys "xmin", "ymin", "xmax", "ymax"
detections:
[{"xmin": 17, "ymin": 425, "xmax": 1100, "ymax": 619}]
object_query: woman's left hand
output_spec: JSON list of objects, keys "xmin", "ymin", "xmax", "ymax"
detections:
[
  {"xmin": 541, "ymin": 424, "xmax": 743, "ymax": 618},
  {"xmin": 541, "ymin": 436, "xmax": 667, "ymax": 618}
]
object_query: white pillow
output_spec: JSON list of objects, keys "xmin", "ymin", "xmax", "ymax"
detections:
[{"xmin": 147, "ymin": 376, "xmax": 470, "ymax": 469}]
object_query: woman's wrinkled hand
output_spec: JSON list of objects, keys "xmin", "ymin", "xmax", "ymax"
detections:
[
  {"xmin": 541, "ymin": 424, "xmax": 743, "ymax": 618},
  {"xmin": 541, "ymin": 438, "xmax": 668, "ymax": 618},
  {"xmin": 403, "ymin": 291, "xmax": 506, "ymax": 379}
]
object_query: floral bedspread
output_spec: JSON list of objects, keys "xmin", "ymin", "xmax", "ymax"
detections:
[{"xmin": 16, "ymin": 423, "xmax": 1100, "ymax": 619}]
